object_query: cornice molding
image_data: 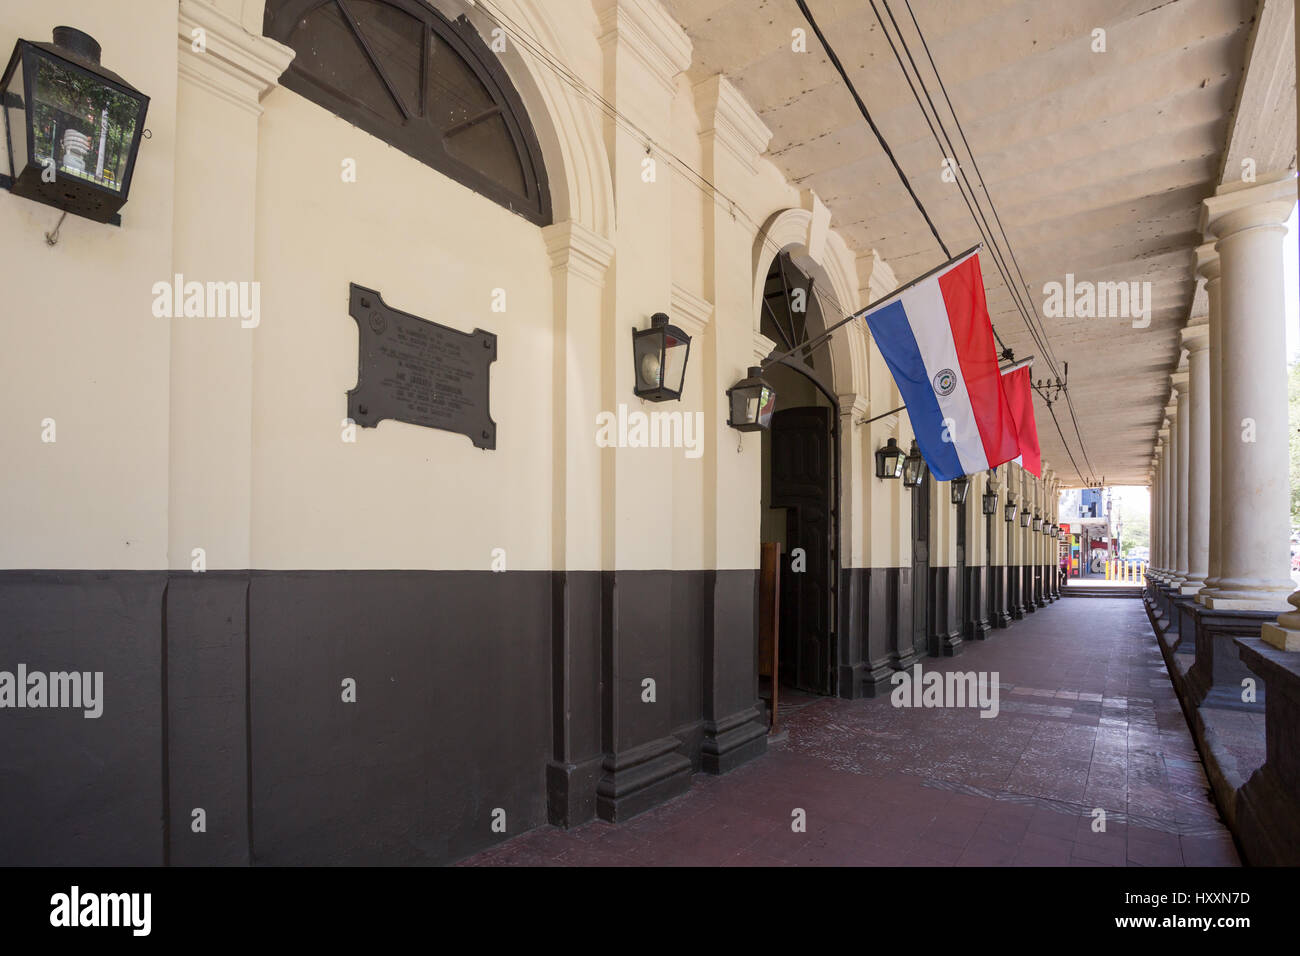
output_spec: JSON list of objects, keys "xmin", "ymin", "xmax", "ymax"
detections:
[
  {"xmin": 543, "ymin": 220, "xmax": 616, "ymax": 287},
  {"xmin": 177, "ymin": 0, "xmax": 295, "ymax": 116},
  {"xmin": 669, "ymin": 282, "xmax": 713, "ymax": 337},
  {"xmin": 694, "ymin": 74, "xmax": 773, "ymax": 174},
  {"xmin": 596, "ymin": 0, "xmax": 692, "ymax": 100}
]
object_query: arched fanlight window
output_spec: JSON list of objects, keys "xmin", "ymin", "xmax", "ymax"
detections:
[{"xmin": 264, "ymin": 0, "xmax": 551, "ymax": 225}]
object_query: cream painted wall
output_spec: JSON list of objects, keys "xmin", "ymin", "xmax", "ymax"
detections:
[
  {"xmin": 0, "ymin": 1, "xmax": 177, "ymax": 570},
  {"xmin": 1, "ymin": 0, "xmax": 930, "ymax": 579},
  {"xmin": 251, "ymin": 90, "xmax": 555, "ymax": 570}
]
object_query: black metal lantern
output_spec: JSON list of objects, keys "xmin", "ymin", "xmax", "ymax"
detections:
[
  {"xmin": 950, "ymin": 475, "xmax": 970, "ymax": 505},
  {"xmin": 726, "ymin": 366, "xmax": 776, "ymax": 431},
  {"xmin": 1019, "ymin": 505, "xmax": 1032, "ymax": 528},
  {"xmin": 1004, "ymin": 499, "xmax": 1018, "ymax": 523},
  {"xmin": 2, "ymin": 27, "xmax": 150, "ymax": 224},
  {"xmin": 982, "ymin": 470, "xmax": 998, "ymax": 515},
  {"xmin": 1032, "ymin": 512, "xmax": 1042, "ymax": 532},
  {"xmin": 632, "ymin": 312, "xmax": 690, "ymax": 402},
  {"xmin": 875, "ymin": 437, "xmax": 905, "ymax": 479},
  {"xmin": 902, "ymin": 441, "xmax": 926, "ymax": 488}
]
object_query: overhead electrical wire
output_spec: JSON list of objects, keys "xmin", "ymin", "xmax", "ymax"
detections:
[
  {"xmin": 478, "ymin": 0, "xmax": 1093, "ymax": 483},
  {"xmin": 894, "ymin": 1, "xmax": 1099, "ymax": 480},
  {"xmin": 473, "ymin": 0, "xmax": 862, "ymax": 329}
]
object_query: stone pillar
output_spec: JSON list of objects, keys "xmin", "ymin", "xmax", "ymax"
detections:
[
  {"xmin": 543, "ymin": 220, "xmax": 615, "ymax": 826},
  {"xmin": 1198, "ymin": 171, "xmax": 1296, "ymax": 613},
  {"xmin": 1181, "ymin": 322, "xmax": 1211, "ymax": 594},
  {"xmin": 1154, "ymin": 447, "xmax": 1164, "ymax": 582},
  {"xmin": 164, "ymin": 0, "xmax": 294, "ymax": 866},
  {"xmin": 1186, "ymin": 171, "xmax": 1296, "ymax": 713},
  {"xmin": 1196, "ymin": 242, "xmax": 1225, "ymax": 600},
  {"xmin": 1172, "ymin": 365, "xmax": 1190, "ymax": 585},
  {"xmin": 695, "ymin": 73, "xmax": 773, "ymax": 770},
  {"xmin": 592, "ymin": 0, "xmax": 696, "ymax": 820}
]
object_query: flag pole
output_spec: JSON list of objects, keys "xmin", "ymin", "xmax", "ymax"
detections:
[
  {"xmin": 854, "ymin": 355, "xmax": 1033, "ymax": 427},
  {"xmin": 758, "ymin": 243, "xmax": 983, "ymax": 372}
]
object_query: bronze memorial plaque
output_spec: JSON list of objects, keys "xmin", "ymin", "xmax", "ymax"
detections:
[{"xmin": 346, "ymin": 283, "xmax": 497, "ymax": 449}]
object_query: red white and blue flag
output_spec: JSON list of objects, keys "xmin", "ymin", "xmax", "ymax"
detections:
[
  {"xmin": 863, "ymin": 249, "xmax": 1021, "ymax": 481},
  {"xmin": 1001, "ymin": 364, "xmax": 1041, "ymax": 477}
]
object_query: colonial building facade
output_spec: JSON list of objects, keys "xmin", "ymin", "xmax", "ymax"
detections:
[{"xmin": 1, "ymin": 0, "xmax": 1294, "ymax": 867}]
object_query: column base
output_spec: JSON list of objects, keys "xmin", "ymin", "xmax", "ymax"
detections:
[
  {"xmin": 701, "ymin": 706, "xmax": 767, "ymax": 775},
  {"xmin": 595, "ymin": 736, "xmax": 692, "ymax": 822},
  {"xmin": 547, "ymin": 756, "xmax": 604, "ymax": 828},
  {"xmin": 1261, "ymin": 621, "xmax": 1300, "ymax": 652},
  {"xmin": 1200, "ymin": 594, "xmax": 1292, "ymax": 613}
]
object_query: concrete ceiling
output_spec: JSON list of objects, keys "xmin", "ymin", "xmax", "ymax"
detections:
[{"xmin": 666, "ymin": 0, "xmax": 1295, "ymax": 486}]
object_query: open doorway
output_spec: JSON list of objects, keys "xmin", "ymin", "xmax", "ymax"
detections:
[{"xmin": 757, "ymin": 252, "xmax": 839, "ymax": 714}]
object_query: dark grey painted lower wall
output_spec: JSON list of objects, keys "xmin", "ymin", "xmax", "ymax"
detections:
[
  {"xmin": 1, "ymin": 567, "xmax": 766, "ymax": 865},
  {"xmin": 0, "ymin": 571, "xmax": 166, "ymax": 866}
]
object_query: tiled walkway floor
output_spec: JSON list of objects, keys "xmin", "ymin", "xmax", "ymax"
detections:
[{"xmin": 461, "ymin": 598, "xmax": 1239, "ymax": 866}]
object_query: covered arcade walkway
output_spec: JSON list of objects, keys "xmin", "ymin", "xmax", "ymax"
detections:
[{"xmin": 461, "ymin": 599, "xmax": 1236, "ymax": 867}]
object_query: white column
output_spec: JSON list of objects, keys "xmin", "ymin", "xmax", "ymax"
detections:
[
  {"xmin": 1180, "ymin": 322, "xmax": 1210, "ymax": 593},
  {"xmin": 1172, "ymin": 365, "xmax": 1190, "ymax": 585},
  {"xmin": 1199, "ymin": 171, "xmax": 1297, "ymax": 612},
  {"xmin": 1196, "ymin": 243, "xmax": 1224, "ymax": 599},
  {"xmin": 1156, "ymin": 413, "xmax": 1172, "ymax": 581}
]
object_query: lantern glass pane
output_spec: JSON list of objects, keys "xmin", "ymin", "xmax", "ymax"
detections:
[
  {"xmin": 4, "ymin": 56, "xmax": 26, "ymax": 178},
  {"xmin": 31, "ymin": 54, "xmax": 140, "ymax": 193},
  {"xmin": 753, "ymin": 386, "xmax": 776, "ymax": 428},
  {"xmin": 662, "ymin": 333, "xmax": 687, "ymax": 393},
  {"xmin": 633, "ymin": 333, "xmax": 663, "ymax": 392},
  {"xmin": 730, "ymin": 387, "xmax": 755, "ymax": 426}
]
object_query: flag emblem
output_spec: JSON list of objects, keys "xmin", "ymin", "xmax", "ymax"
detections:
[{"xmin": 862, "ymin": 249, "xmax": 1021, "ymax": 480}]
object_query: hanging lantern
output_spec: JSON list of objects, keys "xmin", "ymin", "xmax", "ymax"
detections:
[
  {"xmin": 1032, "ymin": 512, "xmax": 1042, "ymax": 532},
  {"xmin": 2, "ymin": 27, "xmax": 150, "ymax": 224},
  {"xmin": 902, "ymin": 441, "xmax": 926, "ymax": 488},
  {"xmin": 875, "ymin": 437, "xmax": 905, "ymax": 479},
  {"xmin": 982, "ymin": 487, "xmax": 998, "ymax": 515},
  {"xmin": 632, "ymin": 312, "xmax": 690, "ymax": 402},
  {"xmin": 1004, "ymin": 499, "xmax": 1018, "ymax": 523},
  {"xmin": 950, "ymin": 475, "xmax": 970, "ymax": 505},
  {"xmin": 1019, "ymin": 505, "xmax": 1032, "ymax": 528},
  {"xmin": 982, "ymin": 470, "xmax": 998, "ymax": 515},
  {"xmin": 726, "ymin": 366, "xmax": 776, "ymax": 431}
]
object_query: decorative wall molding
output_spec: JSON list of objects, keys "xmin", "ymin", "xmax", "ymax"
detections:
[
  {"xmin": 595, "ymin": 0, "xmax": 692, "ymax": 99},
  {"xmin": 669, "ymin": 282, "xmax": 714, "ymax": 337},
  {"xmin": 694, "ymin": 74, "xmax": 773, "ymax": 175},
  {"xmin": 543, "ymin": 220, "xmax": 616, "ymax": 287},
  {"xmin": 177, "ymin": 0, "xmax": 294, "ymax": 116}
]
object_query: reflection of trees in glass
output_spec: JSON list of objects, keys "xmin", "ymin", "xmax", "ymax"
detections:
[{"xmin": 31, "ymin": 57, "xmax": 138, "ymax": 189}]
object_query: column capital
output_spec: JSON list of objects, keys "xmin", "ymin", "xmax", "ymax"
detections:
[
  {"xmin": 178, "ymin": 0, "xmax": 295, "ymax": 115},
  {"xmin": 837, "ymin": 392, "xmax": 871, "ymax": 418},
  {"xmin": 1180, "ymin": 321, "xmax": 1210, "ymax": 353},
  {"xmin": 669, "ymin": 282, "xmax": 713, "ymax": 337},
  {"xmin": 1170, "ymin": 369, "xmax": 1190, "ymax": 389},
  {"xmin": 543, "ymin": 220, "xmax": 616, "ymax": 287},
  {"xmin": 596, "ymin": 0, "xmax": 693, "ymax": 99},
  {"xmin": 857, "ymin": 249, "xmax": 899, "ymax": 306},
  {"xmin": 694, "ymin": 73, "xmax": 773, "ymax": 175},
  {"xmin": 1194, "ymin": 241, "xmax": 1222, "ymax": 282},
  {"xmin": 753, "ymin": 330, "xmax": 778, "ymax": 364},
  {"xmin": 1201, "ymin": 170, "xmax": 1298, "ymax": 240}
]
